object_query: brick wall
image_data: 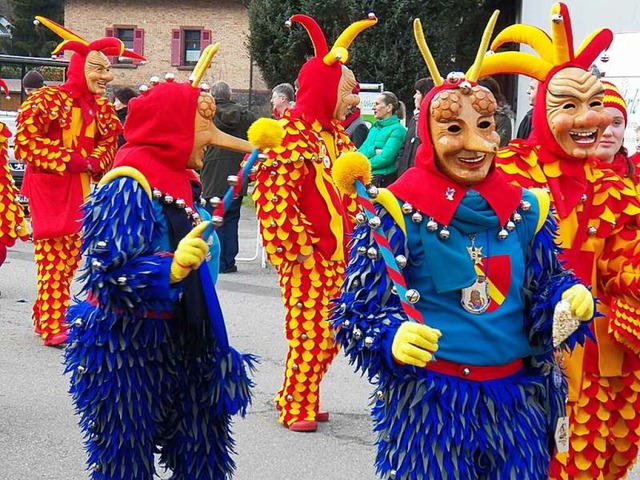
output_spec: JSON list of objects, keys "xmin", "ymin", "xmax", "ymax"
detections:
[{"xmin": 65, "ymin": 0, "xmax": 266, "ymax": 92}]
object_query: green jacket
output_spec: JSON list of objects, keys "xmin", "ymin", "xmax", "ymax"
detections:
[{"xmin": 358, "ymin": 115, "xmax": 407, "ymax": 176}]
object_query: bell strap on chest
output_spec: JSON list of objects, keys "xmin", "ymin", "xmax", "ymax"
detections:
[{"xmin": 425, "ymin": 357, "xmax": 523, "ymax": 381}]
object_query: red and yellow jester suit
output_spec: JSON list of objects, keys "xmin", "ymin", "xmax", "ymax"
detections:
[
  {"xmin": 252, "ymin": 14, "xmax": 376, "ymax": 432},
  {"xmin": 14, "ymin": 17, "xmax": 143, "ymax": 346},
  {"xmin": 0, "ymin": 78, "xmax": 29, "ymax": 269},
  {"xmin": 481, "ymin": 3, "xmax": 640, "ymax": 478}
]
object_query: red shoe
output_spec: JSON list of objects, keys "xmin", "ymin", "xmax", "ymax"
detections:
[
  {"xmin": 316, "ymin": 410, "xmax": 329, "ymax": 422},
  {"xmin": 287, "ymin": 420, "xmax": 318, "ymax": 432},
  {"xmin": 43, "ymin": 331, "xmax": 68, "ymax": 347}
]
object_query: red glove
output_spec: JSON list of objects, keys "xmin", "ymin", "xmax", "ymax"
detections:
[
  {"xmin": 87, "ymin": 156, "xmax": 102, "ymax": 174},
  {"xmin": 66, "ymin": 153, "xmax": 89, "ymax": 173}
]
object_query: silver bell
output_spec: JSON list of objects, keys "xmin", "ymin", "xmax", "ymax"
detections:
[
  {"xmin": 587, "ymin": 225, "xmax": 597, "ymax": 236},
  {"xmin": 497, "ymin": 228, "xmax": 509, "ymax": 240},
  {"xmin": 520, "ymin": 200, "xmax": 531, "ymax": 211},
  {"xmin": 391, "ymin": 285, "xmax": 398, "ymax": 295},
  {"xmin": 152, "ymin": 188, "xmax": 162, "ymax": 199},
  {"xmin": 77, "ymin": 365, "xmax": 87, "ymax": 375},
  {"xmin": 395, "ymin": 255, "xmax": 407, "ymax": 269},
  {"xmin": 117, "ymin": 276, "xmax": 127, "ymax": 286},
  {"xmin": 227, "ymin": 174, "xmax": 239, "ymax": 186},
  {"xmin": 459, "ymin": 81, "xmax": 472, "ymax": 94},
  {"xmin": 506, "ymin": 220, "xmax": 516, "ymax": 231},
  {"xmin": 401, "ymin": 202, "xmax": 414, "ymax": 214},
  {"xmin": 175, "ymin": 198, "xmax": 186, "ymax": 208},
  {"xmin": 73, "ymin": 318, "xmax": 84, "ymax": 328},
  {"xmin": 411, "ymin": 211, "xmax": 423, "ymax": 224},
  {"xmin": 512, "ymin": 212, "xmax": 522, "ymax": 223},
  {"xmin": 353, "ymin": 328, "xmax": 363, "ymax": 340},
  {"xmin": 301, "ymin": 333, "xmax": 308, "ymax": 341},
  {"xmin": 426, "ymin": 219, "xmax": 438, "ymax": 232},
  {"xmin": 438, "ymin": 227, "xmax": 450, "ymax": 240},
  {"xmin": 209, "ymin": 196, "xmax": 222, "ymax": 209},
  {"xmin": 355, "ymin": 212, "xmax": 367, "ymax": 225},
  {"xmin": 184, "ymin": 207, "xmax": 193, "ymax": 216},
  {"xmin": 367, "ymin": 247, "xmax": 379, "ymax": 260},
  {"xmin": 364, "ymin": 336, "xmax": 374, "ymax": 348},
  {"xmin": 368, "ymin": 216, "xmax": 381, "ymax": 229},
  {"xmin": 375, "ymin": 390, "xmax": 385, "ymax": 400},
  {"xmin": 367, "ymin": 185, "xmax": 379, "ymax": 198},
  {"xmin": 405, "ymin": 289, "xmax": 420, "ymax": 304},
  {"xmin": 95, "ymin": 240, "xmax": 108, "ymax": 249},
  {"xmin": 212, "ymin": 215, "xmax": 224, "ymax": 227},
  {"xmin": 357, "ymin": 246, "xmax": 368, "ymax": 256},
  {"xmin": 163, "ymin": 194, "xmax": 174, "ymax": 204}
]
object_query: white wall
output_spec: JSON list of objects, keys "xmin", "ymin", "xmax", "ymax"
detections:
[{"xmin": 513, "ymin": 1, "xmax": 640, "ymax": 134}]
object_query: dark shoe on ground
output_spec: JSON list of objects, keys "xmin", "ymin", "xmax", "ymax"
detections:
[{"xmin": 220, "ymin": 265, "xmax": 238, "ymax": 274}]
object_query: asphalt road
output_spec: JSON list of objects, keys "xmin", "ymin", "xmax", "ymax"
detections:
[{"xmin": 1, "ymin": 206, "xmax": 639, "ymax": 480}]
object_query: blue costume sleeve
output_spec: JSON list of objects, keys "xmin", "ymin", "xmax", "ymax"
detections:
[
  {"xmin": 523, "ymin": 209, "xmax": 594, "ymax": 351},
  {"xmin": 77, "ymin": 176, "xmax": 181, "ymax": 314},
  {"xmin": 331, "ymin": 205, "xmax": 412, "ymax": 382}
]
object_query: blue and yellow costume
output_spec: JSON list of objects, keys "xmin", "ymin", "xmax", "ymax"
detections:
[
  {"xmin": 64, "ymin": 75, "xmax": 255, "ymax": 478},
  {"xmin": 331, "ymin": 13, "xmax": 592, "ymax": 479}
]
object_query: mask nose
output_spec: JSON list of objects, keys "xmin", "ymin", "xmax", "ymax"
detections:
[{"xmin": 463, "ymin": 131, "xmax": 498, "ymax": 155}]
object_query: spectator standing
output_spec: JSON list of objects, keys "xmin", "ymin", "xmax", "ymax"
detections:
[
  {"xmin": 271, "ymin": 82, "xmax": 294, "ymax": 119},
  {"xmin": 396, "ymin": 77, "xmax": 433, "ymax": 175},
  {"xmin": 341, "ymin": 84, "xmax": 369, "ymax": 148},
  {"xmin": 358, "ymin": 91, "xmax": 406, "ymax": 187},
  {"xmin": 515, "ymin": 78, "xmax": 538, "ymax": 140},
  {"xmin": 113, "ymin": 87, "xmax": 138, "ymax": 147},
  {"xmin": 201, "ymin": 81, "xmax": 257, "ymax": 274},
  {"xmin": 479, "ymin": 75, "xmax": 514, "ymax": 146}
]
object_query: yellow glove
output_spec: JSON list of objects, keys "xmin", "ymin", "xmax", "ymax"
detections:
[
  {"xmin": 391, "ymin": 321, "xmax": 442, "ymax": 368},
  {"xmin": 170, "ymin": 221, "xmax": 211, "ymax": 284},
  {"xmin": 561, "ymin": 284, "xmax": 594, "ymax": 321}
]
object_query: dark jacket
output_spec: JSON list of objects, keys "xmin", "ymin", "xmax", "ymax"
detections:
[
  {"xmin": 516, "ymin": 108, "xmax": 534, "ymax": 140},
  {"xmin": 116, "ymin": 107, "xmax": 128, "ymax": 148},
  {"xmin": 495, "ymin": 103, "xmax": 514, "ymax": 147},
  {"xmin": 345, "ymin": 115, "xmax": 369, "ymax": 148},
  {"xmin": 201, "ymin": 99, "xmax": 257, "ymax": 198},
  {"xmin": 396, "ymin": 110, "xmax": 421, "ymax": 175}
]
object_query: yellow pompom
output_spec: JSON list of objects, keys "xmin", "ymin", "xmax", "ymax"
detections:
[
  {"xmin": 332, "ymin": 151, "xmax": 371, "ymax": 195},
  {"xmin": 248, "ymin": 118, "xmax": 285, "ymax": 150}
]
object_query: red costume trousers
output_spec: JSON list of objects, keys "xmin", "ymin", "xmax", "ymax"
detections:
[
  {"xmin": 550, "ymin": 368, "xmax": 640, "ymax": 479},
  {"xmin": 33, "ymin": 233, "xmax": 81, "ymax": 341},
  {"xmin": 274, "ymin": 253, "xmax": 344, "ymax": 426}
]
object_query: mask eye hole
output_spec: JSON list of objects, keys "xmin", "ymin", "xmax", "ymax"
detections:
[
  {"xmin": 589, "ymin": 100, "xmax": 602, "ymax": 108},
  {"xmin": 562, "ymin": 103, "xmax": 576, "ymax": 110},
  {"xmin": 477, "ymin": 120, "xmax": 492, "ymax": 129},
  {"xmin": 447, "ymin": 124, "xmax": 462, "ymax": 134}
]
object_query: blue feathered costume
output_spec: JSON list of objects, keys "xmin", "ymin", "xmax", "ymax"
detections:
[
  {"xmin": 64, "ymin": 81, "xmax": 255, "ymax": 480},
  {"xmin": 330, "ymin": 72, "xmax": 593, "ymax": 479}
]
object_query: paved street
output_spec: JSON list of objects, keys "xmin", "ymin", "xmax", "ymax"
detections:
[{"xmin": 1, "ymin": 205, "xmax": 640, "ymax": 479}]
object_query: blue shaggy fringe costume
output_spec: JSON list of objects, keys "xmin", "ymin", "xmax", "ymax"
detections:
[
  {"xmin": 330, "ymin": 63, "xmax": 593, "ymax": 478},
  {"xmin": 64, "ymin": 81, "xmax": 255, "ymax": 480}
]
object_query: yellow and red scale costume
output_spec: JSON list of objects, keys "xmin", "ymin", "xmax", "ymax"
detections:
[
  {"xmin": 252, "ymin": 14, "xmax": 375, "ymax": 431},
  {"xmin": 481, "ymin": 4, "xmax": 640, "ymax": 478},
  {"xmin": 0, "ymin": 82, "xmax": 29, "ymax": 263},
  {"xmin": 14, "ymin": 17, "xmax": 143, "ymax": 346}
]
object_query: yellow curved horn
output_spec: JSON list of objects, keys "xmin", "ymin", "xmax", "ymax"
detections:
[
  {"xmin": 35, "ymin": 15, "xmax": 87, "ymax": 45},
  {"xmin": 323, "ymin": 16, "xmax": 378, "ymax": 66},
  {"xmin": 413, "ymin": 19, "xmax": 443, "ymax": 87},
  {"xmin": 466, "ymin": 10, "xmax": 500, "ymax": 83},
  {"xmin": 479, "ymin": 51, "xmax": 552, "ymax": 82},
  {"xmin": 490, "ymin": 24, "xmax": 553, "ymax": 63},
  {"xmin": 190, "ymin": 43, "xmax": 221, "ymax": 88},
  {"xmin": 550, "ymin": 3, "xmax": 571, "ymax": 64}
]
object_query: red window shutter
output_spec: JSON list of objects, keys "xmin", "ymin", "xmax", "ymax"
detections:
[
  {"xmin": 133, "ymin": 28, "xmax": 144, "ymax": 56},
  {"xmin": 201, "ymin": 29, "xmax": 212, "ymax": 49},
  {"xmin": 171, "ymin": 29, "xmax": 181, "ymax": 66}
]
